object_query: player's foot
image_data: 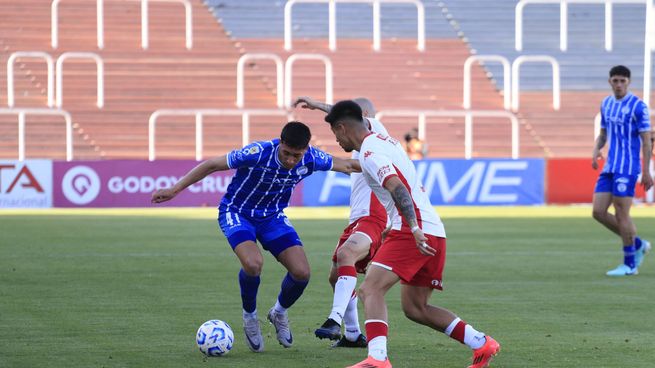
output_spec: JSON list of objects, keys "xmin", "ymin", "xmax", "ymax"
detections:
[
  {"xmin": 635, "ymin": 239, "xmax": 651, "ymax": 268},
  {"xmin": 468, "ymin": 336, "xmax": 500, "ymax": 368},
  {"xmin": 606, "ymin": 264, "xmax": 638, "ymax": 276},
  {"xmin": 242, "ymin": 316, "xmax": 264, "ymax": 353},
  {"xmin": 315, "ymin": 318, "xmax": 342, "ymax": 340},
  {"xmin": 346, "ymin": 356, "xmax": 392, "ymax": 368},
  {"xmin": 331, "ymin": 334, "xmax": 367, "ymax": 348},
  {"xmin": 267, "ymin": 308, "xmax": 293, "ymax": 348}
]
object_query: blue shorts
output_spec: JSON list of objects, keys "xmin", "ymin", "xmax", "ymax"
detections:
[
  {"xmin": 218, "ymin": 208, "xmax": 302, "ymax": 258},
  {"xmin": 594, "ymin": 172, "xmax": 638, "ymax": 197}
]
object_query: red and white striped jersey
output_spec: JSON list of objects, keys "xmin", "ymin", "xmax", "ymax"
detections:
[
  {"xmin": 358, "ymin": 132, "xmax": 446, "ymax": 237},
  {"xmin": 348, "ymin": 118, "xmax": 389, "ymax": 224}
]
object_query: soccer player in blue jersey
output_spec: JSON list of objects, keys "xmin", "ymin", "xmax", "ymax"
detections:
[
  {"xmin": 151, "ymin": 121, "xmax": 361, "ymax": 352},
  {"xmin": 592, "ymin": 65, "xmax": 653, "ymax": 276}
]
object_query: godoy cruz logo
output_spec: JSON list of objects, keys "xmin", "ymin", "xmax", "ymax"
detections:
[{"xmin": 62, "ymin": 166, "xmax": 101, "ymax": 205}]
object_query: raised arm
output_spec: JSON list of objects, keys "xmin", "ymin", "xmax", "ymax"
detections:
[
  {"xmin": 330, "ymin": 157, "xmax": 361, "ymax": 174},
  {"xmin": 640, "ymin": 131, "xmax": 653, "ymax": 191},
  {"xmin": 151, "ymin": 155, "xmax": 229, "ymax": 203},
  {"xmin": 293, "ymin": 96, "xmax": 332, "ymax": 113},
  {"xmin": 383, "ymin": 176, "xmax": 435, "ymax": 256},
  {"xmin": 592, "ymin": 128, "xmax": 607, "ymax": 170}
]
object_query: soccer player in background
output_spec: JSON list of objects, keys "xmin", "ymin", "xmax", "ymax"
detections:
[
  {"xmin": 151, "ymin": 121, "xmax": 361, "ymax": 352},
  {"xmin": 294, "ymin": 96, "xmax": 389, "ymax": 348},
  {"xmin": 324, "ymin": 101, "xmax": 499, "ymax": 368},
  {"xmin": 592, "ymin": 65, "xmax": 653, "ymax": 276}
]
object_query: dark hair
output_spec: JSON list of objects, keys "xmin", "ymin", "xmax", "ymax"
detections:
[
  {"xmin": 609, "ymin": 65, "xmax": 631, "ymax": 79},
  {"xmin": 280, "ymin": 121, "xmax": 311, "ymax": 149},
  {"xmin": 324, "ymin": 100, "xmax": 363, "ymax": 126}
]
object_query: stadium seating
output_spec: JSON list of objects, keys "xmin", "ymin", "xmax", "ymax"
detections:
[{"xmin": 0, "ymin": 0, "xmax": 650, "ymax": 160}]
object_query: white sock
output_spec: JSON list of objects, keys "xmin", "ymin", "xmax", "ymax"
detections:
[
  {"xmin": 368, "ymin": 336, "xmax": 387, "ymax": 361},
  {"xmin": 343, "ymin": 294, "xmax": 362, "ymax": 341},
  {"xmin": 328, "ymin": 275, "xmax": 357, "ymax": 324},
  {"xmin": 273, "ymin": 300, "xmax": 287, "ymax": 315},
  {"xmin": 243, "ymin": 309, "xmax": 257, "ymax": 320},
  {"xmin": 464, "ymin": 325, "xmax": 486, "ymax": 350}
]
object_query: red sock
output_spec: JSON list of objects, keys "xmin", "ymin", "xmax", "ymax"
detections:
[
  {"xmin": 365, "ymin": 320, "xmax": 388, "ymax": 340},
  {"xmin": 338, "ymin": 265, "xmax": 357, "ymax": 277}
]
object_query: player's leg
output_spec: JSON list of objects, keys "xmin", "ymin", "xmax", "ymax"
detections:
[
  {"xmin": 607, "ymin": 195, "xmax": 639, "ymax": 276},
  {"xmin": 317, "ymin": 232, "xmax": 371, "ymax": 341},
  {"xmin": 400, "ymin": 285, "xmax": 499, "ymax": 368},
  {"xmin": 218, "ymin": 210, "xmax": 264, "ymax": 352},
  {"xmin": 346, "ymin": 264, "xmax": 398, "ymax": 368}
]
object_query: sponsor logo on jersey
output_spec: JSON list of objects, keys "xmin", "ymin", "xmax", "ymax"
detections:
[
  {"xmin": 377, "ymin": 165, "xmax": 391, "ymax": 182},
  {"xmin": 431, "ymin": 279, "xmax": 442, "ymax": 287},
  {"xmin": 364, "ymin": 151, "xmax": 373, "ymax": 158},
  {"xmin": 243, "ymin": 146, "xmax": 260, "ymax": 155}
]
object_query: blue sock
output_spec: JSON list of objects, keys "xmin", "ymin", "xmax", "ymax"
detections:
[
  {"xmin": 623, "ymin": 245, "xmax": 636, "ymax": 268},
  {"xmin": 239, "ymin": 269, "xmax": 260, "ymax": 313},
  {"xmin": 277, "ymin": 273, "xmax": 309, "ymax": 309},
  {"xmin": 635, "ymin": 237, "xmax": 643, "ymax": 251}
]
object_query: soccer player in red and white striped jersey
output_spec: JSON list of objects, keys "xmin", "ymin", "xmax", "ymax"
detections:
[{"xmin": 324, "ymin": 100, "xmax": 500, "ymax": 368}]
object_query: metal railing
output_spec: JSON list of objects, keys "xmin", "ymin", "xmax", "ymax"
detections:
[
  {"xmin": 463, "ymin": 55, "xmax": 511, "ymax": 110},
  {"xmin": 56, "ymin": 52, "xmax": 104, "ymax": 109},
  {"xmin": 141, "ymin": 0, "xmax": 193, "ymax": 50},
  {"xmin": 375, "ymin": 109, "xmax": 520, "ymax": 159},
  {"xmin": 284, "ymin": 0, "xmax": 425, "ymax": 52},
  {"xmin": 284, "ymin": 54, "xmax": 333, "ymax": 109},
  {"xmin": 0, "ymin": 108, "xmax": 73, "ymax": 161},
  {"xmin": 148, "ymin": 109, "xmax": 293, "ymax": 161},
  {"xmin": 515, "ymin": 0, "xmax": 653, "ymax": 106},
  {"xmin": 511, "ymin": 55, "xmax": 560, "ymax": 112},
  {"xmin": 236, "ymin": 54, "xmax": 285, "ymax": 109},
  {"xmin": 51, "ymin": 0, "xmax": 193, "ymax": 50},
  {"xmin": 52, "ymin": 0, "xmax": 104, "ymax": 49},
  {"xmin": 7, "ymin": 52, "xmax": 55, "ymax": 108}
]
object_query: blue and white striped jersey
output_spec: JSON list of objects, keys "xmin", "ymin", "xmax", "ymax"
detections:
[
  {"xmin": 600, "ymin": 93, "xmax": 651, "ymax": 175},
  {"xmin": 220, "ymin": 139, "xmax": 333, "ymax": 217}
]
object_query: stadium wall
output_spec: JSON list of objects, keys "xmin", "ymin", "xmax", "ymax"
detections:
[{"xmin": 1, "ymin": 159, "xmax": 653, "ymax": 208}]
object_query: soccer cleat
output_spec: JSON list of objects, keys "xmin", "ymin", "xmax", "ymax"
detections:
[
  {"xmin": 346, "ymin": 356, "xmax": 392, "ymax": 368},
  {"xmin": 331, "ymin": 334, "xmax": 367, "ymax": 348},
  {"xmin": 267, "ymin": 308, "xmax": 293, "ymax": 348},
  {"xmin": 606, "ymin": 264, "xmax": 638, "ymax": 276},
  {"xmin": 242, "ymin": 316, "xmax": 264, "ymax": 353},
  {"xmin": 635, "ymin": 239, "xmax": 651, "ymax": 268},
  {"xmin": 468, "ymin": 336, "xmax": 500, "ymax": 368},
  {"xmin": 315, "ymin": 318, "xmax": 342, "ymax": 340}
]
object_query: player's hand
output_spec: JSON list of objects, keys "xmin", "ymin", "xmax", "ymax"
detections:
[
  {"xmin": 293, "ymin": 96, "xmax": 318, "ymax": 110},
  {"xmin": 641, "ymin": 171, "xmax": 654, "ymax": 191},
  {"xmin": 381, "ymin": 226, "xmax": 391, "ymax": 242},
  {"xmin": 151, "ymin": 188, "xmax": 177, "ymax": 204},
  {"xmin": 412, "ymin": 228, "xmax": 435, "ymax": 256},
  {"xmin": 591, "ymin": 150, "xmax": 603, "ymax": 170}
]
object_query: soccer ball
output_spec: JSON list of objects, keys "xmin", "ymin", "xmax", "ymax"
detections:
[{"xmin": 196, "ymin": 320, "xmax": 234, "ymax": 356}]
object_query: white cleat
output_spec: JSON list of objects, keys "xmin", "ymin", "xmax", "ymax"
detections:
[
  {"xmin": 243, "ymin": 316, "xmax": 264, "ymax": 352},
  {"xmin": 267, "ymin": 308, "xmax": 293, "ymax": 348},
  {"xmin": 635, "ymin": 239, "xmax": 651, "ymax": 268},
  {"xmin": 606, "ymin": 264, "xmax": 638, "ymax": 277}
]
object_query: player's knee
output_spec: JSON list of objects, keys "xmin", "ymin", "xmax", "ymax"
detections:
[
  {"xmin": 290, "ymin": 267, "xmax": 311, "ymax": 282},
  {"xmin": 242, "ymin": 258, "xmax": 263, "ymax": 276},
  {"xmin": 336, "ymin": 245, "xmax": 357, "ymax": 265},
  {"xmin": 402, "ymin": 302, "xmax": 426, "ymax": 323},
  {"xmin": 592, "ymin": 208, "xmax": 606, "ymax": 221}
]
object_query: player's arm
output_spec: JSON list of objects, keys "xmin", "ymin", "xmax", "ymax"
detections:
[
  {"xmin": 330, "ymin": 157, "xmax": 361, "ymax": 174},
  {"xmin": 293, "ymin": 96, "xmax": 332, "ymax": 113},
  {"xmin": 591, "ymin": 128, "xmax": 607, "ymax": 170},
  {"xmin": 151, "ymin": 156, "xmax": 229, "ymax": 203},
  {"xmin": 640, "ymin": 131, "xmax": 653, "ymax": 191},
  {"xmin": 383, "ymin": 176, "xmax": 435, "ymax": 256}
]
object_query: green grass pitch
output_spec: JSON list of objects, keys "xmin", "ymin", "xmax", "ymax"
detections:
[{"xmin": 1, "ymin": 207, "xmax": 653, "ymax": 367}]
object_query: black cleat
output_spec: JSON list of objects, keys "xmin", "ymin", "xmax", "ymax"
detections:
[
  {"xmin": 314, "ymin": 318, "xmax": 341, "ymax": 340},
  {"xmin": 331, "ymin": 334, "xmax": 367, "ymax": 348}
]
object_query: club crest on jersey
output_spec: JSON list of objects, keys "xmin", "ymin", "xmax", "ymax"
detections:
[
  {"xmin": 377, "ymin": 165, "xmax": 391, "ymax": 182},
  {"xmin": 621, "ymin": 106, "xmax": 631, "ymax": 115},
  {"xmin": 296, "ymin": 166, "xmax": 308, "ymax": 175}
]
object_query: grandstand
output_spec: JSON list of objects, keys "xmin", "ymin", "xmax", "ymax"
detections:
[{"xmin": 0, "ymin": 0, "xmax": 652, "ymax": 160}]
